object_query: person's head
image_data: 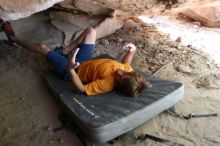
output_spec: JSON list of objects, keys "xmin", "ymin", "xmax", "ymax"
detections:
[{"xmin": 115, "ymin": 70, "xmax": 152, "ymax": 97}]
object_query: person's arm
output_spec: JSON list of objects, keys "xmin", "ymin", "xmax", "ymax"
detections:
[
  {"xmin": 121, "ymin": 43, "xmax": 137, "ymax": 65},
  {"xmin": 67, "ymin": 48, "xmax": 85, "ymax": 93},
  {"xmin": 68, "ymin": 69, "xmax": 85, "ymax": 93}
]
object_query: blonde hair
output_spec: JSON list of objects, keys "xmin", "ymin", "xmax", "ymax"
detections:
[{"xmin": 120, "ymin": 72, "xmax": 151, "ymax": 97}]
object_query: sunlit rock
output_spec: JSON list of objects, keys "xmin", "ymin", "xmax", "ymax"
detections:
[{"xmin": 180, "ymin": 2, "xmax": 220, "ymax": 27}]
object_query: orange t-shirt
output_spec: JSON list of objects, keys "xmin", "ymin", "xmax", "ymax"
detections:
[{"xmin": 77, "ymin": 59, "xmax": 133, "ymax": 95}]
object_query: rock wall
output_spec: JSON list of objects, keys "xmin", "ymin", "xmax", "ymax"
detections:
[
  {"xmin": 72, "ymin": 0, "xmax": 157, "ymax": 16},
  {"xmin": 0, "ymin": 0, "xmax": 63, "ymax": 20}
]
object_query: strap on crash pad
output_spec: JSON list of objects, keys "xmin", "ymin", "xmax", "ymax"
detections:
[
  {"xmin": 167, "ymin": 108, "xmax": 218, "ymax": 120},
  {"xmin": 136, "ymin": 134, "xmax": 184, "ymax": 146}
]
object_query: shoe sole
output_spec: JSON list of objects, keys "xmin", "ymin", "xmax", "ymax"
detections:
[{"xmin": 0, "ymin": 18, "xmax": 4, "ymax": 32}]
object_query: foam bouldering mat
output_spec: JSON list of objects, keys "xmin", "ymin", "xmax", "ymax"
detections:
[{"xmin": 43, "ymin": 71, "xmax": 184, "ymax": 143}]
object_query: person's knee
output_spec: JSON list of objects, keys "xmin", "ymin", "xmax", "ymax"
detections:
[
  {"xmin": 37, "ymin": 43, "xmax": 50, "ymax": 55},
  {"xmin": 85, "ymin": 27, "xmax": 96, "ymax": 36},
  {"xmin": 83, "ymin": 27, "xmax": 96, "ymax": 44},
  {"xmin": 37, "ymin": 43, "xmax": 47, "ymax": 49}
]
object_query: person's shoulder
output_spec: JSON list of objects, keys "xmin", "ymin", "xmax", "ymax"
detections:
[{"xmin": 123, "ymin": 63, "xmax": 133, "ymax": 71}]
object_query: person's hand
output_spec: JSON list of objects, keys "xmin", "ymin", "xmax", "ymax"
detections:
[
  {"xmin": 67, "ymin": 48, "xmax": 80, "ymax": 69},
  {"xmin": 123, "ymin": 43, "xmax": 137, "ymax": 52}
]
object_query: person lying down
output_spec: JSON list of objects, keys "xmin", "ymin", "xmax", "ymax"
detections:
[{"xmin": 2, "ymin": 21, "xmax": 151, "ymax": 97}]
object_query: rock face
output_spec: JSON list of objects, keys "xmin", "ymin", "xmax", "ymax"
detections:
[
  {"xmin": 50, "ymin": 11, "xmax": 105, "ymax": 44},
  {"xmin": 0, "ymin": 0, "xmax": 157, "ymax": 21},
  {"xmin": 0, "ymin": 0, "xmax": 63, "ymax": 20}
]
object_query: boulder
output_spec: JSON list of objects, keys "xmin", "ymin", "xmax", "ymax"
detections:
[{"xmin": 180, "ymin": 3, "xmax": 220, "ymax": 27}]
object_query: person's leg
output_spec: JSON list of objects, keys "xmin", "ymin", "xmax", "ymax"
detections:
[
  {"xmin": 3, "ymin": 21, "xmax": 69, "ymax": 80},
  {"xmin": 63, "ymin": 27, "xmax": 96, "ymax": 54},
  {"xmin": 13, "ymin": 37, "xmax": 50, "ymax": 55},
  {"xmin": 3, "ymin": 21, "xmax": 50, "ymax": 56}
]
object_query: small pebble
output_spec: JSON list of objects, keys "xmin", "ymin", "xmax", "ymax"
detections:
[
  {"xmin": 177, "ymin": 45, "xmax": 183, "ymax": 50},
  {"xmin": 193, "ymin": 21, "xmax": 201, "ymax": 27},
  {"xmin": 20, "ymin": 97, "xmax": 25, "ymax": 100},
  {"xmin": 193, "ymin": 25, "xmax": 199, "ymax": 28},
  {"xmin": 118, "ymin": 38, "xmax": 123, "ymax": 42},
  {"xmin": 6, "ymin": 128, "xmax": 12, "ymax": 132},
  {"xmin": 59, "ymin": 139, "xmax": 64, "ymax": 144},
  {"xmin": 149, "ymin": 66, "xmax": 155, "ymax": 71},
  {"xmin": 178, "ymin": 65, "xmax": 192, "ymax": 74},
  {"xmin": 49, "ymin": 140, "xmax": 55, "ymax": 144},
  {"xmin": 137, "ymin": 43, "xmax": 143, "ymax": 48},
  {"xmin": 46, "ymin": 126, "xmax": 53, "ymax": 132},
  {"xmin": 103, "ymin": 39, "xmax": 109, "ymax": 46},
  {"xmin": 175, "ymin": 37, "xmax": 182, "ymax": 43},
  {"xmin": 187, "ymin": 44, "xmax": 192, "ymax": 49}
]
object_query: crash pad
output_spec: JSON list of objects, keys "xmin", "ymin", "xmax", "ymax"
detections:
[{"xmin": 43, "ymin": 69, "xmax": 184, "ymax": 143}]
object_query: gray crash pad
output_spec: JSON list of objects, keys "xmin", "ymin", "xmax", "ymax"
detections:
[{"xmin": 43, "ymin": 71, "xmax": 184, "ymax": 143}]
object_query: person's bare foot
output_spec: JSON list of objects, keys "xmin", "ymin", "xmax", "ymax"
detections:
[
  {"xmin": 3, "ymin": 21, "xmax": 16, "ymax": 42},
  {"xmin": 63, "ymin": 44, "xmax": 78, "ymax": 55}
]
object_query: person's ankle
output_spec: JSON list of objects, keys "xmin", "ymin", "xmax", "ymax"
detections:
[
  {"xmin": 9, "ymin": 35, "xmax": 16, "ymax": 42},
  {"xmin": 63, "ymin": 47, "xmax": 71, "ymax": 54},
  {"xmin": 62, "ymin": 48, "xmax": 68, "ymax": 54}
]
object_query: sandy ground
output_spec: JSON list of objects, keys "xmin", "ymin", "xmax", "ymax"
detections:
[
  {"xmin": 0, "ymin": 12, "xmax": 83, "ymax": 146},
  {"xmin": 0, "ymin": 11, "xmax": 220, "ymax": 146}
]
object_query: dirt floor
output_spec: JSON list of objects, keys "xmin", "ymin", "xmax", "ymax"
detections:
[
  {"xmin": 1, "ymin": 10, "xmax": 220, "ymax": 146},
  {"xmin": 0, "ymin": 12, "xmax": 83, "ymax": 146}
]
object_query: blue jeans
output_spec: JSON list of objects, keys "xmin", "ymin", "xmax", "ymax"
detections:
[{"xmin": 46, "ymin": 44, "xmax": 95, "ymax": 80}]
